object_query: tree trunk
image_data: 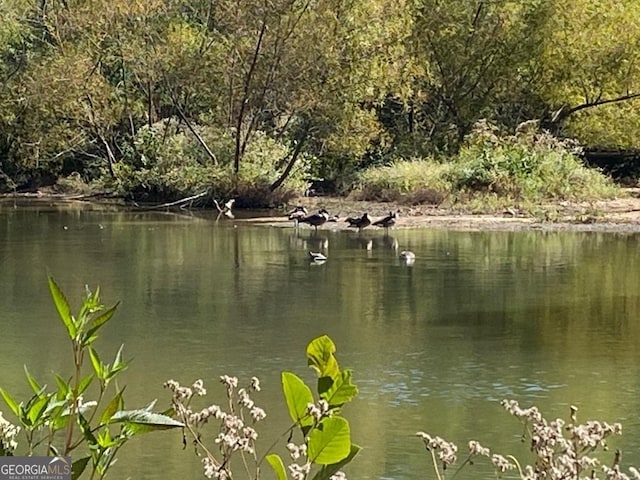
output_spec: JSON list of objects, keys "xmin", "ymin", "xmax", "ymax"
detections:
[{"xmin": 270, "ymin": 124, "xmax": 310, "ymax": 192}]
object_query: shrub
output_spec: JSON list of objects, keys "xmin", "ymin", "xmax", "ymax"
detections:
[
  {"xmin": 448, "ymin": 121, "xmax": 619, "ymax": 203},
  {"xmin": 105, "ymin": 119, "xmax": 311, "ymax": 207},
  {"xmin": 354, "ymin": 121, "xmax": 620, "ymax": 211},
  {"xmin": 354, "ymin": 159, "xmax": 452, "ymax": 204}
]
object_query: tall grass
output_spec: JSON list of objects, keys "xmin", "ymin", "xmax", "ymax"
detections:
[
  {"xmin": 354, "ymin": 159, "xmax": 453, "ymax": 205},
  {"xmin": 355, "ymin": 121, "xmax": 620, "ymax": 211}
]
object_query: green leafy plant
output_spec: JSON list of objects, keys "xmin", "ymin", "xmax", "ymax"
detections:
[
  {"xmin": 0, "ymin": 277, "xmax": 184, "ymax": 479},
  {"xmin": 167, "ymin": 334, "xmax": 360, "ymax": 480}
]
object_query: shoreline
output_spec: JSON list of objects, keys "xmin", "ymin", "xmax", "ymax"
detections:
[
  {"xmin": 3, "ymin": 192, "xmax": 640, "ymax": 233},
  {"xmin": 234, "ymin": 194, "xmax": 640, "ymax": 233}
]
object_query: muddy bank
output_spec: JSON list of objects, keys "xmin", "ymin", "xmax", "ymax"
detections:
[{"xmin": 237, "ymin": 193, "xmax": 640, "ymax": 233}]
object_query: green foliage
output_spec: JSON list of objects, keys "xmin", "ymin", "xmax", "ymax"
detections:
[
  {"xmin": 275, "ymin": 334, "xmax": 360, "ymax": 477},
  {"xmin": 356, "ymin": 121, "xmax": 620, "ymax": 211},
  {"xmin": 2, "ymin": 0, "xmax": 640, "ymax": 198},
  {"xmin": 449, "ymin": 121, "xmax": 619, "ymax": 204},
  {"xmin": 109, "ymin": 119, "xmax": 310, "ymax": 206},
  {"xmin": 282, "ymin": 372, "xmax": 315, "ymax": 428},
  {"xmin": 355, "ymin": 159, "xmax": 452, "ymax": 204},
  {"xmin": 0, "ymin": 277, "xmax": 183, "ymax": 478},
  {"xmin": 168, "ymin": 334, "xmax": 359, "ymax": 479}
]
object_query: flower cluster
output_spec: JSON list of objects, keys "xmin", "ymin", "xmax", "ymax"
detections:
[
  {"xmin": 286, "ymin": 441, "xmax": 346, "ymax": 480},
  {"xmin": 416, "ymin": 432, "xmax": 458, "ymax": 467},
  {"xmin": 307, "ymin": 399, "xmax": 331, "ymax": 422},
  {"xmin": 0, "ymin": 411, "xmax": 20, "ymax": 454},
  {"xmin": 468, "ymin": 440, "xmax": 490, "ymax": 457},
  {"xmin": 417, "ymin": 401, "xmax": 639, "ymax": 480},
  {"xmin": 501, "ymin": 399, "xmax": 633, "ymax": 480},
  {"xmin": 164, "ymin": 376, "xmax": 266, "ymax": 480}
]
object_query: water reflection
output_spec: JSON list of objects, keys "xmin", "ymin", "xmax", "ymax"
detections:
[{"xmin": 1, "ymin": 202, "xmax": 640, "ymax": 479}]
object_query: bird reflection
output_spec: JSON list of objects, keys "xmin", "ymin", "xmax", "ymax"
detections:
[{"xmin": 289, "ymin": 231, "xmax": 329, "ymax": 254}]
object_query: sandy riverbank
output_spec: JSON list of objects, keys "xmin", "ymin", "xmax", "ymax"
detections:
[{"xmin": 236, "ymin": 192, "xmax": 640, "ymax": 233}]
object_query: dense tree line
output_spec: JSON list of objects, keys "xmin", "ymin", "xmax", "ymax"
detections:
[{"xmin": 0, "ymin": 0, "xmax": 638, "ymax": 199}]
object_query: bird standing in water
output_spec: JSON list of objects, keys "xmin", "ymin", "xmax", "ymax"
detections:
[
  {"xmin": 288, "ymin": 206, "xmax": 309, "ymax": 227},
  {"xmin": 373, "ymin": 211, "xmax": 397, "ymax": 232},
  {"xmin": 345, "ymin": 212, "xmax": 371, "ymax": 232},
  {"xmin": 299, "ymin": 209, "xmax": 330, "ymax": 231}
]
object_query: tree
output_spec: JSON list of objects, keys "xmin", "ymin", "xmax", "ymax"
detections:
[{"xmin": 533, "ymin": 1, "xmax": 640, "ymax": 148}]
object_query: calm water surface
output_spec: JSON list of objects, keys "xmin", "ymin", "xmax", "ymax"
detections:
[{"xmin": 1, "ymin": 200, "xmax": 640, "ymax": 479}]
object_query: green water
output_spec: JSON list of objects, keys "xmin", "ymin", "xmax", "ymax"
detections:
[{"xmin": 1, "ymin": 200, "xmax": 640, "ymax": 479}]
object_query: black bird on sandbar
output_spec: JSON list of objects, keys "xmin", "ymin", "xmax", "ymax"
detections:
[
  {"xmin": 299, "ymin": 209, "xmax": 330, "ymax": 231},
  {"xmin": 288, "ymin": 206, "xmax": 309, "ymax": 227},
  {"xmin": 372, "ymin": 211, "xmax": 397, "ymax": 232},
  {"xmin": 345, "ymin": 212, "xmax": 371, "ymax": 232}
]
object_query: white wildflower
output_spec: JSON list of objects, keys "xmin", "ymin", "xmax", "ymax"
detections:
[
  {"xmin": 288, "ymin": 462, "xmax": 311, "ymax": 480},
  {"xmin": 491, "ymin": 454, "xmax": 515, "ymax": 473},
  {"xmin": 0, "ymin": 411, "xmax": 20, "ymax": 454},
  {"xmin": 287, "ymin": 442, "xmax": 307, "ymax": 461},
  {"xmin": 250, "ymin": 406, "xmax": 266, "ymax": 422},
  {"xmin": 250, "ymin": 376, "xmax": 261, "ymax": 392},
  {"xmin": 220, "ymin": 375, "xmax": 238, "ymax": 390},
  {"xmin": 468, "ymin": 440, "xmax": 490, "ymax": 457},
  {"xmin": 192, "ymin": 379, "xmax": 207, "ymax": 396}
]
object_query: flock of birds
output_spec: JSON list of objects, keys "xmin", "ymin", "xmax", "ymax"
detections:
[
  {"xmin": 287, "ymin": 206, "xmax": 415, "ymax": 265},
  {"xmin": 288, "ymin": 206, "xmax": 397, "ymax": 232}
]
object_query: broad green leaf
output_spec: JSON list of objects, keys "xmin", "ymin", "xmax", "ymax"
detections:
[
  {"xmin": 266, "ymin": 453, "xmax": 288, "ymax": 480},
  {"xmin": 308, "ymin": 416, "xmax": 351, "ymax": 465},
  {"xmin": 312, "ymin": 444, "xmax": 361, "ymax": 480},
  {"xmin": 24, "ymin": 366, "xmax": 42, "ymax": 395},
  {"xmin": 110, "ymin": 409, "xmax": 184, "ymax": 432},
  {"xmin": 320, "ymin": 369, "xmax": 358, "ymax": 407},
  {"xmin": 281, "ymin": 372, "xmax": 314, "ymax": 427},
  {"xmin": 72, "ymin": 457, "xmax": 90, "ymax": 480},
  {"xmin": 307, "ymin": 335, "xmax": 340, "ymax": 380},
  {"xmin": 83, "ymin": 302, "xmax": 119, "ymax": 345},
  {"xmin": 48, "ymin": 276, "xmax": 76, "ymax": 339},
  {"xmin": 0, "ymin": 388, "xmax": 21, "ymax": 417},
  {"xmin": 100, "ymin": 389, "xmax": 124, "ymax": 425}
]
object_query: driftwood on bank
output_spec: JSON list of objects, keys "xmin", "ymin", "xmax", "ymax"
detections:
[{"xmin": 133, "ymin": 190, "xmax": 210, "ymax": 210}]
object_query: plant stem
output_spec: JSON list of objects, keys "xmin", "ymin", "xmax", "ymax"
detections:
[{"xmin": 430, "ymin": 449, "xmax": 443, "ymax": 480}]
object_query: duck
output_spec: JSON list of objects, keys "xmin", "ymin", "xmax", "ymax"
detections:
[
  {"xmin": 345, "ymin": 213, "xmax": 371, "ymax": 232},
  {"xmin": 373, "ymin": 211, "xmax": 397, "ymax": 231},
  {"xmin": 299, "ymin": 209, "xmax": 330, "ymax": 231},
  {"xmin": 399, "ymin": 250, "xmax": 416, "ymax": 265},
  {"xmin": 288, "ymin": 206, "xmax": 309, "ymax": 226},
  {"xmin": 308, "ymin": 251, "xmax": 327, "ymax": 262}
]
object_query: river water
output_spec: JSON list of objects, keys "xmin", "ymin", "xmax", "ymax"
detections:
[{"xmin": 1, "ymin": 199, "xmax": 639, "ymax": 479}]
